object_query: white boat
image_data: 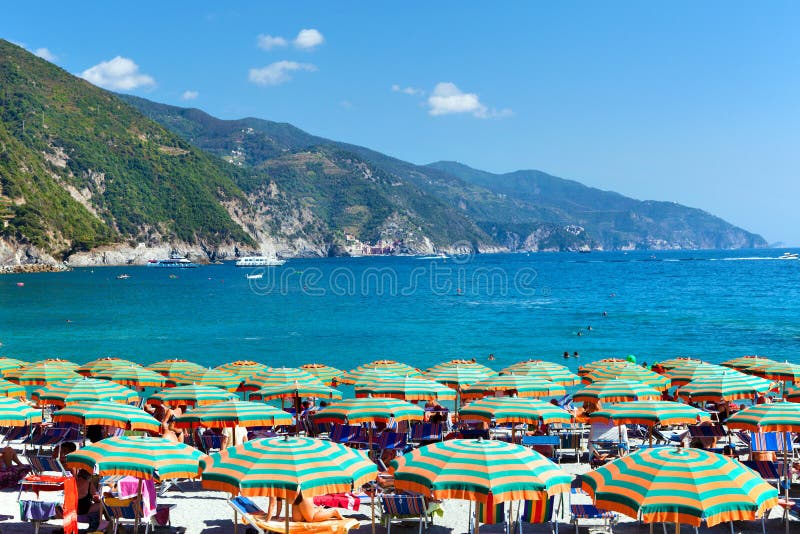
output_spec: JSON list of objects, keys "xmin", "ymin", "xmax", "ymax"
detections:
[
  {"xmin": 146, "ymin": 254, "xmax": 198, "ymax": 268},
  {"xmin": 116, "ymin": 274, "xmax": 131, "ymax": 280},
  {"xmin": 778, "ymin": 252, "xmax": 799, "ymax": 260},
  {"xmin": 246, "ymin": 273, "xmax": 263, "ymax": 280},
  {"xmin": 235, "ymin": 256, "xmax": 285, "ymax": 267}
]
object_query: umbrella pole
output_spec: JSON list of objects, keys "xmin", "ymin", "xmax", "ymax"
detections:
[
  {"xmin": 784, "ymin": 438, "xmax": 790, "ymax": 534},
  {"xmin": 370, "ymin": 427, "xmax": 375, "ymax": 534},
  {"xmin": 285, "ymin": 501, "xmax": 290, "ymax": 534},
  {"xmin": 675, "ymin": 521, "xmax": 679, "ymax": 534},
  {"xmin": 649, "ymin": 425, "xmax": 653, "ymax": 448}
]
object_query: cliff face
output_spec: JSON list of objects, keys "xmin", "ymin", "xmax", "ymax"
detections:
[{"xmin": 0, "ymin": 39, "xmax": 767, "ymax": 268}]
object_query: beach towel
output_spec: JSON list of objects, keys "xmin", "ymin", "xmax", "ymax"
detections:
[
  {"xmin": 521, "ymin": 495, "xmax": 552, "ymax": 523},
  {"xmin": 476, "ymin": 494, "xmax": 504, "ymax": 524},
  {"xmin": 312, "ymin": 493, "xmax": 361, "ymax": 511},
  {"xmin": 117, "ymin": 476, "xmax": 157, "ymax": 519},
  {"xmin": 250, "ymin": 516, "xmax": 360, "ymax": 534}
]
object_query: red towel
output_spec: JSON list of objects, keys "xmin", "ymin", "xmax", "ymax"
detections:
[
  {"xmin": 61, "ymin": 476, "xmax": 78, "ymax": 534},
  {"xmin": 312, "ymin": 493, "xmax": 361, "ymax": 511}
]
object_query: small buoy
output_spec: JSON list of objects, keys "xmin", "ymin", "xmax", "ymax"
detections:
[{"xmin": 16, "ymin": 282, "xmax": 24, "ymax": 287}]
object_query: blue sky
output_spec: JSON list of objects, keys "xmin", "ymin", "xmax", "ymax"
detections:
[{"xmin": 2, "ymin": 2, "xmax": 798, "ymax": 244}]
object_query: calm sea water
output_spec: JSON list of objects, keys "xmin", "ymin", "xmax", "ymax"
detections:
[{"xmin": 1, "ymin": 249, "xmax": 799, "ymax": 373}]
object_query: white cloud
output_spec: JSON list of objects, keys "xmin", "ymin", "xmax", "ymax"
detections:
[
  {"xmin": 294, "ymin": 28, "xmax": 324, "ymax": 50},
  {"xmin": 392, "ymin": 84, "xmax": 424, "ymax": 96},
  {"xmin": 427, "ymin": 82, "xmax": 511, "ymax": 119},
  {"xmin": 80, "ymin": 56, "xmax": 156, "ymax": 91},
  {"xmin": 257, "ymin": 34, "xmax": 288, "ymax": 50},
  {"xmin": 248, "ymin": 61, "xmax": 317, "ymax": 86},
  {"xmin": 34, "ymin": 48, "xmax": 57, "ymax": 62},
  {"xmin": 181, "ymin": 90, "xmax": 199, "ymax": 100}
]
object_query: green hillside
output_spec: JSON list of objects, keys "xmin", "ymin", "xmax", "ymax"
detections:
[{"xmin": 0, "ymin": 39, "xmax": 253, "ymax": 259}]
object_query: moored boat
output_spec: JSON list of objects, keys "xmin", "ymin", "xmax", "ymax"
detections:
[
  {"xmin": 235, "ymin": 256, "xmax": 285, "ymax": 267},
  {"xmin": 146, "ymin": 254, "xmax": 198, "ymax": 268}
]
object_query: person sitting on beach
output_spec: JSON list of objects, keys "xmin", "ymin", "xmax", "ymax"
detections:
[
  {"xmin": 293, "ymin": 491, "xmax": 344, "ymax": 522},
  {"xmin": 1, "ymin": 446, "xmax": 23, "ymax": 469}
]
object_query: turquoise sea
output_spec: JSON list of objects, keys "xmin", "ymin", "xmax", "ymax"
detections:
[{"xmin": 1, "ymin": 249, "xmax": 799, "ymax": 374}]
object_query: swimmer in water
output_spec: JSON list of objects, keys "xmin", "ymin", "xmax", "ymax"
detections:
[
  {"xmin": 577, "ymin": 331, "xmax": 582, "ymax": 337},
  {"xmin": 587, "ymin": 325, "xmax": 592, "ymax": 331},
  {"xmin": 487, "ymin": 353, "xmax": 495, "ymax": 361},
  {"xmin": 573, "ymin": 351, "xmax": 579, "ymax": 358},
  {"xmin": 602, "ymin": 311, "xmax": 608, "ymax": 317},
  {"xmin": 563, "ymin": 351, "xmax": 570, "ymax": 359}
]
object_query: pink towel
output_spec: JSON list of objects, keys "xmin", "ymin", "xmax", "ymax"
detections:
[
  {"xmin": 117, "ymin": 476, "xmax": 156, "ymax": 519},
  {"xmin": 312, "ymin": 493, "xmax": 361, "ymax": 511}
]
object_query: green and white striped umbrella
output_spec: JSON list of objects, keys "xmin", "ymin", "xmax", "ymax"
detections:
[
  {"xmin": 578, "ymin": 359, "xmax": 628, "ymax": 377},
  {"xmin": 6, "ymin": 361, "xmax": 81, "ymax": 385},
  {"xmin": 666, "ymin": 363, "xmax": 728, "ymax": 387},
  {"xmin": 432, "ymin": 359, "xmax": 497, "ymax": 375},
  {"xmin": 146, "ymin": 359, "xmax": 204, "ymax": 377},
  {"xmin": 423, "ymin": 365, "xmax": 489, "ymax": 390},
  {"xmin": 77, "ymin": 357, "xmax": 138, "ymax": 376},
  {"xmin": 216, "ymin": 360, "xmax": 268, "ymax": 378},
  {"xmin": 0, "ymin": 397, "xmax": 42, "ymax": 426},
  {"xmin": 460, "ymin": 397, "xmax": 572, "ymax": 425},
  {"xmin": 655, "ymin": 357, "xmax": 705, "ymax": 370},
  {"xmin": 95, "ymin": 365, "xmax": 168, "ymax": 388},
  {"xmin": 0, "ymin": 357, "xmax": 27, "ymax": 376},
  {"xmin": 355, "ymin": 360, "xmax": 421, "ymax": 377},
  {"xmin": 677, "ymin": 371, "xmax": 772, "ymax": 402},
  {"xmin": 148, "ymin": 384, "xmax": 237, "ymax": 407},
  {"xmin": 583, "ymin": 447, "xmax": 778, "ymax": 527},
  {"xmin": 0, "ymin": 378, "xmax": 26, "ymax": 398},
  {"xmin": 726, "ymin": 402, "xmax": 800, "ymax": 433},
  {"xmin": 721, "ymin": 355, "xmax": 775, "ymax": 372},
  {"xmin": 573, "ymin": 379, "xmax": 661, "ymax": 404},
  {"xmin": 53, "ymin": 401, "xmax": 161, "ymax": 433},
  {"xmin": 583, "ymin": 363, "xmax": 670, "ymax": 391},
  {"xmin": 462, "ymin": 374, "xmax": 566, "ymax": 401},
  {"xmin": 170, "ymin": 368, "xmax": 243, "ymax": 391},
  {"xmin": 787, "ymin": 387, "xmax": 800, "ymax": 403},
  {"xmin": 243, "ymin": 367, "xmax": 320, "ymax": 390},
  {"xmin": 338, "ymin": 368, "xmax": 398, "ymax": 386},
  {"xmin": 33, "ymin": 377, "xmax": 140, "ymax": 407},
  {"xmin": 748, "ymin": 361, "xmax": 800, "ymax": 385},
  {"xmin": 173, "ymin": 400, "xmax": 293, "ymax": 428},
  {"xmin": 200, "ymin": 436, "xmax": 377, "ymax": 498},
  {"xmin": 501, "ymin": 360, "xmax": 580, "ymax": 386},
  {"xmin": 66, "ymin": 435, "xmax": 205, "ymax": 480},
  {"xmin": 314, "ymin": 397, "xmax": 425, "ymax": 425},
  {"xmin": 391, "ymin": 438, "xmax": 570, "ymax": 503},
  {"xmin": 300, "ymin": 363, "xmax": 345, "ymax": 386},
  {"xmin": 250, "ymin": 381, "xmax": 342, "ymax": 402},
  {"xmin": 355, "ymin": 376, "xmax": 456, "ymax": 401},
  {"xmin": 588, "ymin": 401, "xmax": 710, "ymax": 426}
]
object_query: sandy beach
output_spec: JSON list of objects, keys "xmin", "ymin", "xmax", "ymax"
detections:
[{"xmin": 0, "ymin": 460, "xmax": 795, "ymax": 534}]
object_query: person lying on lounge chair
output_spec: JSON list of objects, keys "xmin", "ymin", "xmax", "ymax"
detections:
[{"xmin": 261, "ymin": 493, "xmax": 344, "ymax": 523}]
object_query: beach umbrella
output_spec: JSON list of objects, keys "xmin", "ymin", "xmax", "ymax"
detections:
[
  {"xmin": 748, "ymin": 361, "xmax": 800, "ymax": 386},
  {"xmin": 727, "ymin": 401, "xmax": 800, "ymax": 530},
  {"xmin": 170, "ymin": 368, "xmax": 243, "ymax": 392},
  {"xmin": 0, "ymin": 357, "xmax": 27, "ymax": 376},
  {"xmin": 314, "ymin": 397, "xmax": 425, "ymax": 425},
  {"xmin": 423, "ymin": 365, "xmax": 489, "ymax": 389},
  {"xmin": 148, "ymin": 384, "xmax": 237, "ymax": 407},
  {"xmin": 0, "ymin": 397, "xmax": 42, "ymax": 426},
  {"xmin": 582, "ymin": 447, "xmax": 778, "ymax": 529},
  {"xmin": 173, "ymin": 400, "xmax": 293, "ymax": 431},
  {"xmin": 665, "ymin": 363, "xmax": 728, "ymax": 387},
  {"xmin": 6, "ymin": 361, "xmax": 81, "ymax": 385},
  {"xmin": 300, "ymin": 363, "xmax": 344, "ymax": 386},
  {"xmin": 655, "ymin": 357, "xmax": 704, "ymax": 370},
  {"xmin": 250, "ymin": 381, "xmax": 342, "ymax": 402},
  {"xmin": 32, "ymin": 377, "xmax": 139, "ymax": 407},
  {"xmin": 201, "ymin": 436, "xmax": 377, "ymax": 534},
  {"xmin": 356, "ymin": 359, "xmax": 421, "ymax": 377},
  {"xmin": 77, "ymin": 357, "xmax": 138, "ymax": 376},
  {"xmin": 583, "ymin": 363, "xmax": 670, "ymax": 391},
  {"xmin": 338, "ymin": 368, "xmax": 398, "ymax": 385},
  {"xmin": 588, "ymin": 401, "xmax": 710, "ymax": 447},
  {"xmin": 787, "ymin": 386, "xmax": 800, "ymax": 403},
  {"xmin": 355, "ymin": 375, "xmax": 456, "ymax": 401},
  {"xmin": 66, "ymin": 435, "xmax": 204, "ymax": 480},
  {"xmin": 461, "ymin": 374, "xmax": 566, "ymax": 401},
  {"xmin": 391, "ymin": 439, "xmax": 571, "ymax": 527},
  {"xmin": 0, "ymin": 378, "xmax": 26, "ymax": 398},
  {"xmin": 35, "ymin": 358, "xmax": 80, "ymax": 370},
  {"xmin": 94, "ymin": 365, "xmax": 168, "ymax": 388},
  {"xmin": 677, "ymin": 371, "xmax": 772, "ymax": 402},
  {"xmin": 430, "ymin": 359, "xmax": 497, "ymax": 375},
  {"xmin": 53, "ymin": 401, "xmax": 161, "ymax": 433},
  {"xmin": 501, "ymin": 360, "xmax": 580, "ymax": 386},
  {"xmin": 243, "ymin": 367, "xmax": 320, "ymax": 391},
  {"xmin": 216, "ymin": 360, "xmax": 268, "ymax": 378},
  {"xmin": 578, "ymin": 358, "xmax": 627, "ymax": 376},
  {"xmin": 721, "ymin": 355, "xmax": 775, "ymax": 372},
  {"xmin": 460, "ymin": 397, "xmax": 572, "ymax": 425},
  {"xmin": 146, "ymin": 358, "xmax": 204, "ymax": 377},
  {"xmin": 573, "ymin": 379, "xmax": 661, "ymax": 404}
]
